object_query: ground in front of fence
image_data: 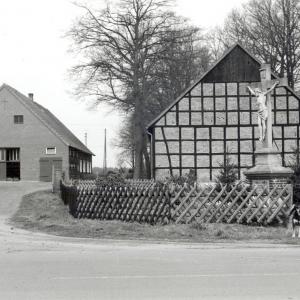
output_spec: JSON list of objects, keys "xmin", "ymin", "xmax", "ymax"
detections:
[{"xmin": 9, "ymin": 190, "xmax": 300, "ymax": 244}]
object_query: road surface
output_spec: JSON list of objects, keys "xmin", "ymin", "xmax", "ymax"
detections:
[{"xmin": 0, "ymin": 182, "xmax": 300, "ymax": 300}]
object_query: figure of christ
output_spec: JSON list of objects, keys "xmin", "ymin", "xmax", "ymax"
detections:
[{"xmin": 247, "ymin": 81, "xmax": 279, "ymax": 142}]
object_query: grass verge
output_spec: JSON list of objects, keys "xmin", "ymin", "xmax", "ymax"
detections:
[{"xmin": 10, "ymin": 190, "xmax": 300, "ymax": 244}]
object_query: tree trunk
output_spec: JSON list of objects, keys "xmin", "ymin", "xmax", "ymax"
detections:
[
  {"xmin": 133, "ymin": 121, "xmax": 144, "ymax": 179},
  {"xmin": 143, "ymin": 136, "xmax": 151, "ymax": 179},
  {"xmin": 133, "ymin": 97, "xmax": 146, "ymax": 179}
]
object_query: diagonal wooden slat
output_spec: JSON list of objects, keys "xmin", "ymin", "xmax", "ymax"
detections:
[
  {"xmin": 173, "ymin": 185, "xmax": 197, "ymax": 218},
  {"xmin": 117, "ymin": 188, "xmax": 135, "ymax": 220},
  {"xmin": 186, "ymin": 185, "xmax": 218, "ymax": 223},
  {"xmin": 129, "ymin": 186, "xmax": 151, "ymax": 221},
  {"xmin": 175, "ymin": 188, "xmax": 206, "ymax": 224},
  {"xmin": 110, "ymin": 190, "xmax": 124, "ymax": 220},
  {"xmin": 155, "ymin": 191, "xmax": 170, "ymax": 223},
  {"xmin": 256, "ymin": 185, "xmax": 290, "ymax": 223},
  {"xmin": 236, "ymin": 187, "xmax": 268, "ymax": 223},
  {"xmin": 102, "ymin": 189, "xmax": 116, "ymax": 219},
  {"xmin": 218, "ymin": 185, "xmax": 251, "ymax": 223},
  {"xmin": 124, "ymin": 192, "xmax": 140, "ymax": 221},
  {"xmin": 266, "ymin": 186, "xmax": 292, "ymax": 224},
  {"xmin": 266, "ymin": 194, "xmax": 291, "ymax": 224},
  {"xmin": 149, "ymin": 191, "xmax": 166, "ymax": 224},
  {"xmin": 135, "ymin": 193, "xmax": 151, "ymax": 222},
  {"xmin": 206, "ymin": 182, "xmax": 242, "ymax": 223},
  {"xmin": 171, "ymin": 186, "xmax": 186, "ymax": 206},
  {"xmin": 247, "ymin": 185, "xmax": 279, "ymax": 223},
  {"xmin": 196, "ymin": 185, "xmax": 228, "ymax": 223},
  {"xmin": 146, "ymin": 191, "xmax": 163, "ymax": 223}
]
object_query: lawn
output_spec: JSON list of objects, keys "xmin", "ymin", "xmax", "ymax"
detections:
[{"xmin": 10, "ymin": 190, "xmax": 300, "ymax": 244}]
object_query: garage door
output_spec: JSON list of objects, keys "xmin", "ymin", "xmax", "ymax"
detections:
[
  {"xmin": 39, "ymin": 157, "xmax": 62, "ymax": 182},
  {"xmin": 0, "ymin": 162, "xmax": 6, "ymax": 180}
]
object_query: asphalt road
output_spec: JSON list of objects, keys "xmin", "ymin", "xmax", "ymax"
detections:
[{"xmin": 1, "ymin": 182, "xmax": 300, "ymax": 300}]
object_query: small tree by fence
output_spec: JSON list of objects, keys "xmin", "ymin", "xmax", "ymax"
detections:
[{"xmin": 60, "ymin": 180, "xmax": 293, "ymax": 226}]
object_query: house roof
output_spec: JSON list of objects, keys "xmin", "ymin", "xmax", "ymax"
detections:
[
  {"xmin": 1, "ymin": 84, "xmax": 94, "ymax": 156},
  {"xmin": 146, "ymin": 42, "xmax": 300, "ymax": 130}
]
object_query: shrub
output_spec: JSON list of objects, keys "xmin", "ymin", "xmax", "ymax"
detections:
[
  {"xmin": 163, "ymin": 169, "xmax": 197, "ymax": 187},
  {"xmin": 215, "ymin": 150, "xmax": 238, "ymax": 188},
  {"xmin": 95, "ymin": 173, "xmax": 126, "ymax": 188}
]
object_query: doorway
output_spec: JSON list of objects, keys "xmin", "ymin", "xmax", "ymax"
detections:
[
  {"xmin": 39, "ymin": 157, "xmax": 62, "ymax": 182},
  {"xmin": 0, "ymin": 148, "xmax": 20, "ymax": 180}
]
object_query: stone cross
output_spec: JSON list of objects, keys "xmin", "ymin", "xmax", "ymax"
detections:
[
  {"xmin": 249, "ymin": 64, "xmax": 287, "ymax": 149},
  {"xmin": 244, "ymin": 64, "xmax": 293, "ymax": 189}
]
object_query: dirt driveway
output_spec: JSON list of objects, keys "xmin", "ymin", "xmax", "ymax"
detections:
[{"xmin": 0, "ymin": 181, "xmax": 51, "ymax": 222}]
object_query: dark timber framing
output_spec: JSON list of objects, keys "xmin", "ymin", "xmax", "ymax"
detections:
[{"xmin": 147, "ymin": 43, "xmax": 300, "ymax": 181}]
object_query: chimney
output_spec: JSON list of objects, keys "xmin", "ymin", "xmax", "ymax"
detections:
[{"xmin": 28, "ymin": 93, "xmax": 34, "ymax": 100}]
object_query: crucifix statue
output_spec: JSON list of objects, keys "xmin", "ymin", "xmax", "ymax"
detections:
[
  {"xmin": 244, "ymin": 63, "xmax": 293, "ymax": 190},
  {"xmin": 247, "ymin": 81, "xmax": 279, "ymax": 142},
  {"xmin": 247, "ymin": 64, "xmax": 286, "ymax": 148}
]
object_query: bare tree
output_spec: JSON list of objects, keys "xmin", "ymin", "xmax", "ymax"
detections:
[
  {"xmin": 209, "ymin": 0, "xmax": 300, "ymax": 88},
  {"xmin": 68, "ymin": 0, "xmax": 209, "ymax": 178},
  {"xmin": 113, "ymin": 27, "xmax": 210, "ymax": 177},
  {"xmin": 205, "ymin": 28, "xmax": 226, "ymax": 61},
  {"xmin": 112, "ymin": 116, "xmax": 135, "ymax": 168}
]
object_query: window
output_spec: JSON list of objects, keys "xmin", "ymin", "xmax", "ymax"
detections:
[
  {"xmin": 46, "ymin": 147, "xmax": 56, "ymax": 155},
  {"xmin": 14, "ymin": 115, "xmax": 24, "ymax": 124},
  {"xmin": 7, "ymin": 149, "xmax": 19, "ymax": 161}
]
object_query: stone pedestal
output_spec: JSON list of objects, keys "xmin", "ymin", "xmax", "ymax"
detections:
[{"xmin": 244, "ymin": 145, "xmax": 293, "ymax": 190}]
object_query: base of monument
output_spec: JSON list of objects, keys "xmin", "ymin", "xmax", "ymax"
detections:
[{"xmin": 244, "ymin": 146, "xmax": 293, "ymax": 190}]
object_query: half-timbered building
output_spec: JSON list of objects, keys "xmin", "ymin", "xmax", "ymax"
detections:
[
  {"xmin": 147, "ymin": 43, "xmax": 300, "ymax": 182},
  {"xmin": 0, "ymin": 84, "xmax": 94, "ymax": 181}
]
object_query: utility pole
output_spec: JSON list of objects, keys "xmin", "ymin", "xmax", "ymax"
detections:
[
  {"xmin": 84, "ymin": 132, "xmax": 87, "ymax": 146},
  {"xmin": 103, "ymin": 128, "xmax": 107, "ymax": 175}
]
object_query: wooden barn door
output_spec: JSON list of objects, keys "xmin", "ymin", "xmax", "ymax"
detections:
[
  {"xmin": 0, "ymin": 162, "xmax": 6, "ymax": 180},
  {"xmin": 39, "ymin": 157, "xmax": 62, "ymax": 182},
  {"xmin": 0, "ymin": 149, "xmax": 6, "ymax": 180}
]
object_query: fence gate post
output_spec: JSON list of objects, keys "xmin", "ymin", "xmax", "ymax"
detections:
[{"xmin": 52, "ymin": 165, "xmax": 62, "ymax": 193}]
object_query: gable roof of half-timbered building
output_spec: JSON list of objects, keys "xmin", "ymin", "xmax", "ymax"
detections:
[{"xmin": 147, "ymin": 42, "xmax": 299, "ymax": 130}]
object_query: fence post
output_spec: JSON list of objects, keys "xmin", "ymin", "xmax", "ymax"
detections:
[{"xmin": 168, "ymin": 188, "xmax": 171, "ymax": 224}]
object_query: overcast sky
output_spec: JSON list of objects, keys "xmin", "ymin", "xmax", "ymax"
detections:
[{"xmin": 0, "ymin": 0, "xmax": 246, "ymax": 167}]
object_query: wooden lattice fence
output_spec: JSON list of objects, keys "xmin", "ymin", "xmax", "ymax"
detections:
[
  {"xmin": 60, "ymin": 181, "xmax": 170, "ymax": 224},
  {"xmin": 171, "ymin": 182, "xmax": 292, "ymax": 225},
  {"xmin": 60, "ymin": 180, "xmax": 293, "ymax": 226}
]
